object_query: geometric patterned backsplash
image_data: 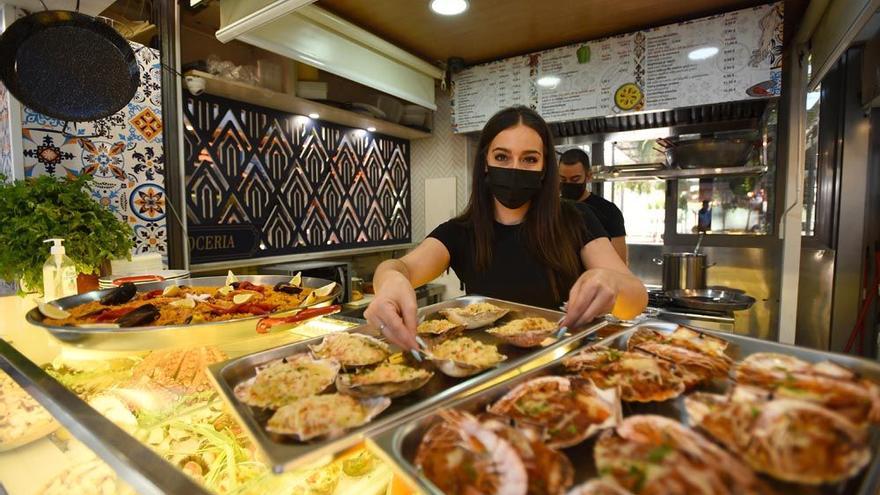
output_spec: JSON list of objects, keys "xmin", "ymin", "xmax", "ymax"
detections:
[
  {"xmin": 182, "ymin": 93, "xmax": 411, "ymax": 264},
  {"xmin": 20, "ymin": 43, "xmax": 168, "ymax": 262}
]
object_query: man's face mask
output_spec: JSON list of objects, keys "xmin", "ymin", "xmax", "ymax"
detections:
[
  {"xmin": 486, "ymin": 166, "xmax": 543, "ymax": 209},
  {"xmin": 560, "ymin": 181, "xmax": 586, "ymax": 200}
]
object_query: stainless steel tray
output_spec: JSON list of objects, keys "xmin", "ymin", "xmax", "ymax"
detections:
[
  {"xmin": 372, "ymin": 320, "xmax": 880, "ymax": 495},
  {"xmin": 25, "ymin": 275, "xmax": 342, "ymax": 346},
  {"xmin": 206, "ymin": 295, "xmax": 606, "ymax": 473}
]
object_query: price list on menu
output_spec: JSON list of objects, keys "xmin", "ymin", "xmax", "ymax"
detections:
[
  {"xmin": 452, "ymin": 56, "xmax": 531, "ymax": 133},
  {"xmin": 538, "ymin": 33, "xmax": 637, "ymax": 122},
  {"xmin": 452, "ymin": 2, "xmax": 782, "ymax": 133}
]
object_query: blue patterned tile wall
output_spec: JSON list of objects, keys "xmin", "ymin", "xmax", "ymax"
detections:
[{"xmin": 19, "ymin": 42, "xmax": 168, "ymax": 262}]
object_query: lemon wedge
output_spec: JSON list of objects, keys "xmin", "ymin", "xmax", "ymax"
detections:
[
  {"xmin": 289, "ymin": 272, "xmax": 302, "ymax": 287},
  {"xmin": 170, "ymin": 298, "xmax": 196, "ymax": 309},
  {"xmin": 217, "ymin": 285, "xmax": 233, "ymax": 296},
  {"xmin": 303, "ymin": 291, "xmax": 318, "ymax": 306},
  {"xmin": 162, "ymin": 285, "xmax": 181, "ymax": 297},
  {"xmin": 233, "ymin": 293, "xmax": 254, "ymax": 305},
  {"xmin": 38, "ymin": 302, "xmax": 70, "ymax": 320},
  {"xmin": 314, "ymin": 282, "xmax": 336, "ymax": 297},
  {"xmin": 225, "ymin": 270, "xmax": 238, "ymax": 287}
]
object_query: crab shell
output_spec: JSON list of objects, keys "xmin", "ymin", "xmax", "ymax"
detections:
[
  {"xmin": 265, "ymin": 395, "xmax": 391, "ymax": 441},
  {"xmin": 308, "ymin": 333, "xmax": 392, "ymax": 367},
  {"xmin": 427, "ymin": 352, "xmax": 507, "ymax": 378},
  {"xmin": 487, "ymin": 376, "xmax": 622, "ymax": 449},
  {"xmin": 335, "ymin": 368, "xmax": 434, "ymax": 399},
  {"xmin": 439, "ymin": 306, "xmax": 510, "ymax": 330},
  {"xmin": 233, "ymin": 355, "xmax": 340, "ymax": 409},
  {"xmin": 684, "ymin": 388, "xmax": 872, "ymax": 485}
]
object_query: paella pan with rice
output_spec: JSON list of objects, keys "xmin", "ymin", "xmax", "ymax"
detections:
[{"xmin": 31, "ymin": 271, "xmax": 339, "ymax": 330}]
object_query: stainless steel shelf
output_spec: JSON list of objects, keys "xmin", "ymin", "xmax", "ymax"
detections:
[{"xmin": 594, "ymin": 165, "xmax": 767, "ymax": 181}]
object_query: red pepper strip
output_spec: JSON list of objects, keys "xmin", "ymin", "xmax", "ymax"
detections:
[
  {"xmin": 94, "ymin": 306, "xmax": 136, "ymax": 322},
  {"xmin": 237, "ymin": 281, "xmax": 265, "ymax": 293},
  {"xmin": 144, "ymin": 289, "xmax": 163, "ymax": 299},
  {"xmin": 256, "ymin": 305, "xmax": 341, "ymax": 334},
  {"xmin": 236, "ymin": 304, "xmax": 271, "ymax": 316}
]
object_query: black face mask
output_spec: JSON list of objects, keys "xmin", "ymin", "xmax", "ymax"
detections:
[
  {"xmin": 560, "ymin": 182, "xmax": 586, "ymax": 200},
  {"xmin": 486, "ymin": 167, "xmax": 543, "ymax": 209}
]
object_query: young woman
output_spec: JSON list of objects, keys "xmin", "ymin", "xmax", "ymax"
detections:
[{"xmin": 365, "ymin": 106, "xmax": 647, "ymax": 350}]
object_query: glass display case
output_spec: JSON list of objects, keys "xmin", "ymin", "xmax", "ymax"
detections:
[{"xmin": 0, "ymin": 293, "xmax": 400, "ymax": 495}]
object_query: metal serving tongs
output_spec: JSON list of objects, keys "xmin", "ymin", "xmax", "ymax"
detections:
[{"xmin": 408, "ymin": 313, "xmax": 430, "ymax": 362}]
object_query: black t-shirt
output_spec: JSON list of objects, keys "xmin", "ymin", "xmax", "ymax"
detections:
[
  {"xmin": 428, "ymin": 207, "xmax": 607, "ymax": 309},
  {"xmin": 582, "ymin": 194, "xmax": 627, "ymax": 238}
]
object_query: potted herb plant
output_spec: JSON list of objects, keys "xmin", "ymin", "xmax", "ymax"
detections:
[{"xmin": 0, "ymin": 174, "xmax": 133, "ymax": 295}]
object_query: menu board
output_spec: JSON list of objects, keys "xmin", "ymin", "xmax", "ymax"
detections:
[{"xmin": 451, "ymin": 2, "xmax": 783, "ymax": 133}]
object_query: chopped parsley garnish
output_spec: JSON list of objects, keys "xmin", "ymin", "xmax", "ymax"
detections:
[{"xmin": 647, "ymin": 444, "xmax": 673, "ymax": 463}]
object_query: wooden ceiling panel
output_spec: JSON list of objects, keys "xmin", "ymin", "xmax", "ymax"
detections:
[{"xmin": 317, "ymin": 0, "xmax": 806, "ymax": 65}]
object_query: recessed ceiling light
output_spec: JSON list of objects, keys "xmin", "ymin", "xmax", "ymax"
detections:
[
  {"xmin": 367, "ymin": 126, "xmax": 377, "ymax": 132},
  {"xmin": 430, "ymin": 0, "xmax": 468, "ymax": 16},
  {"xmin": 536, "ymin": 75, "xmax": 561, "ymax": 88},
  {"xmin": 354, "ymin": 129, "xmax": 367, "ymax": 137},
  {"xmin": 688, "ymin": 46, "xmax": 719, "ymax": 61},
  {"xmin": 308, "ymin": 113, "xmax": 319, "ymax": 119}
]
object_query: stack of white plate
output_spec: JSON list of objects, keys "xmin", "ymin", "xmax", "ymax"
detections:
[{"xmin": 98, "ymin": 269, "xmax": 190, "ymax": 289}]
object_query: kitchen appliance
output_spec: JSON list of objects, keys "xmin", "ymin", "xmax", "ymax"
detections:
[
  {"xmin": 0, "ymin": 4, "xmax": 139, "ymax": 122},
  {"xmin": 260, "ymin": 260, "xmax": 352, "ymax": 302},
  {"xmin": 653, "ymin": 252, "xmax": 709, "ymax": 291},
  {"xmin": 664, "ymin": 137, "xmax": 755, "ymax": 169}
]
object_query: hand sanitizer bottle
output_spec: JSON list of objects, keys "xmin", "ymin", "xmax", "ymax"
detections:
[{"xmin": 42, "ymin": 238, "xmax": 78, "ymax": 301}]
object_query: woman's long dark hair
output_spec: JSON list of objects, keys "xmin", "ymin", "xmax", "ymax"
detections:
[{"xmin": 455, "ymin": 106, "xmax": 588, "ymax": 301}]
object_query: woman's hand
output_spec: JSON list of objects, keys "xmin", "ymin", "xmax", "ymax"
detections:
[
  {"xmin": 364, "ymin": 271, "xmax": 420, "ymax": 350},
  {"xmin": 561, "ymin": 268, "xmax": 621, "ymax": 330}
]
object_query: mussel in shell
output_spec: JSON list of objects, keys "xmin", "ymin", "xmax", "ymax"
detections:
[
  {"xmin": 116, "ymin": 304, "xmax": 160, "ymax": 327},
  {"xmin": 99, "ymin": 283, "xmax": 137, "ymax": 305},
  {"xmin": 273, "ymin": 282, "xmax": 303, "ymax": 295}
]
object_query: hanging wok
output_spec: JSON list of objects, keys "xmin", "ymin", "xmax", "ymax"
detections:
[{"xmin": 0, "ymin": 5, "xmax": 139, "ymax": 122}]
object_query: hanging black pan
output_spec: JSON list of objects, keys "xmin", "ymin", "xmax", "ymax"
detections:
[{"xmin": 0, "ymin": 1, "xmax": 139, "ymax": 122}]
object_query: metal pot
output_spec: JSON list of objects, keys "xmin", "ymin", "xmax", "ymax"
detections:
[{"xmin": 652, "ymin": 253, "xmax": 709, "ymax": 291}]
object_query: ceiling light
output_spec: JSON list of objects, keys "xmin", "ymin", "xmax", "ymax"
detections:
[
  {"xmin": 430, "ymin": 0, "xmax": 468, "ymax": 15},
  {"xmin": 688, "ymin": 47, "xmax": 719, "ymax": 61},
  {"xmin": 536, "ymin": 75, "xmax": 561, "ymax": 88},
  {"xmin": 354, "ymin": 129, "xmax": 367, "ymax": 137},
  {"xmin": 714, "ymin": 168, "xmax": 723, "ymax": 173},
  {"xmin": 366, "ymin": 126, "xmax": 376, "ymax": 132},
  {"xmin": 308, "ymin": 113, "xmax": 319, "ymax": 119}
]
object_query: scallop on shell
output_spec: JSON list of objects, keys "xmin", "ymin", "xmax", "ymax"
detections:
[
  {"xmin": 427, "ymin": 337, "xmax": 507, "ymax": 377},
  {"xmin": 684, "ymin": 386, "xmax": 871, "ymax": 485},
  {"xmin": 336, "ymin": 362, "xmax": 433, "ymax": 398},
  {"xmin": 487, "ymin": 376, "xmax": 621, "ymax": 448},
  {"xmin": 309, "ymin": 332, "xmax": 391, "ymax": 367},
  {"xmin": 439, "ymin": 302, "xmax": 510, "ymax": 330},
  {"xmin": 485, "ymin": 317, "xmax": 560, "ymax": 348},
  {"xmin": 233, "ymin": 354, "xmax": 340, "ymax": 409},
  {"xmin": 266, "ymin": 394, "xmax": 391, "ymax": 441}
]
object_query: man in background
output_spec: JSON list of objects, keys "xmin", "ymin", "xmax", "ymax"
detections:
[{"xmin": 558, "ymin": 148, "xmax": 628, "ymax": 263}]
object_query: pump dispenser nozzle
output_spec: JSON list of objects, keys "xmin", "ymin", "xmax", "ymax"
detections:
[{"xmin": 43, "ymin": 238, "xmax": 66, "ymax": 256}]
